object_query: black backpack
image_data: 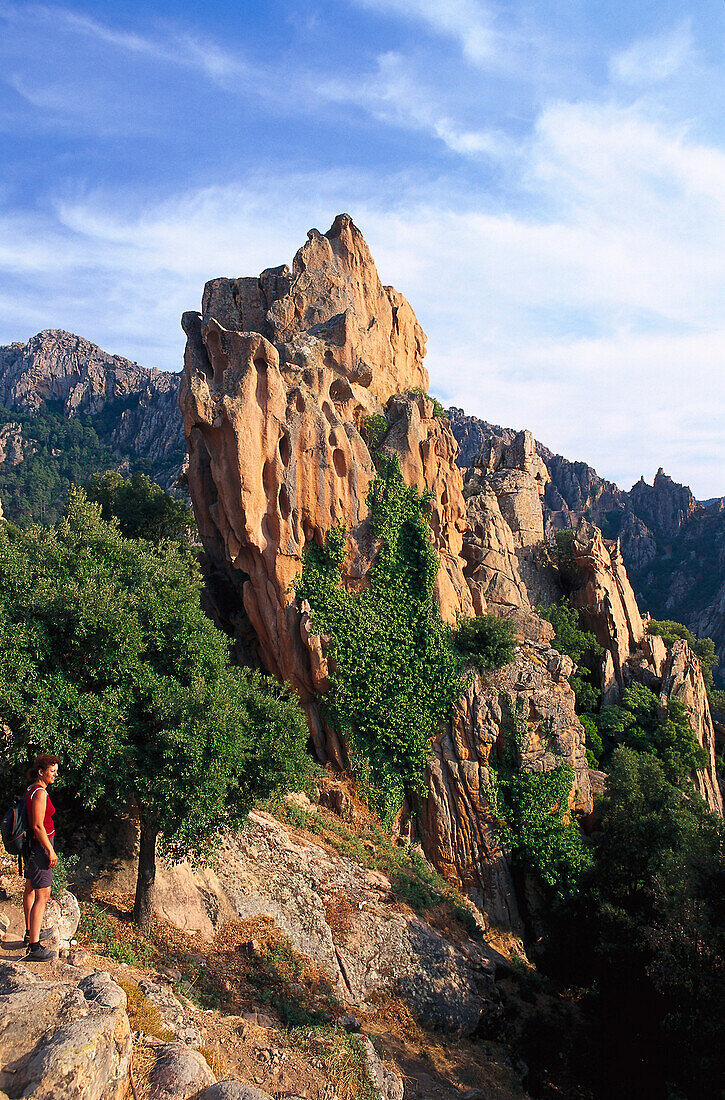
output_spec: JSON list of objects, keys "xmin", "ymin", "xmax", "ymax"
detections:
[{"xmin": 1, "ymin": 792, "xmax": 30, "ymax": 857}]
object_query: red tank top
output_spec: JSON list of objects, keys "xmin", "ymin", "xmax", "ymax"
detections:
[{"xmin": 26, "ymin": 785, "xmax": 55, "ymax": 840}]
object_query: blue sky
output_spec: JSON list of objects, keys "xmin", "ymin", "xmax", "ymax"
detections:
[{"xmin": 1, "ymin": 1, "xmax": 724, "ymax": 497}]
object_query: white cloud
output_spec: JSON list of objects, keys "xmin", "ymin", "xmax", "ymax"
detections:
[
  {"xmin": 610, "ymin": 22, "xmax": 695, "ymax": 85},
  {"xmin": 318, "ymin": 51, "xmax": 510, "ymax": 158},
  {"xmin": 353, "ymin": 0, "xmax": 497, "ymax": 66},
  {"xmin": 0, "ymin": 2, "xmax": 254, "ymax": 89},
  {"xmin": 0, "ymin": 100, "xmax": 723, "ymax": 497}
]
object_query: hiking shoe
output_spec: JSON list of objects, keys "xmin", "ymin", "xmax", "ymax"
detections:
[
  {"xmin": 23, "ymin": 926, "xmax": 53, "ymax": 945},
  {"xmin": 26, "ymin": 944, "xmax": 55, "ymax": 962}
]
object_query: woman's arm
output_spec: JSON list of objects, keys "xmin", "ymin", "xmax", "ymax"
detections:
[{"xmin": 30, "ymin": 790, "xmax": 57, "ymax": 867}]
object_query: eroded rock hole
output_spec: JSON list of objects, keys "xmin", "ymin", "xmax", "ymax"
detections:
[
  {"xmin": 332, "ymin": 448, "xmax": 347, "ymax": 477},
  {"xmin": 278, "ymin": 432, "xmax": 291, "ymax": 467},
  {"xmin": 254, "ymin": 357, "xmax": 268, "ymax": 410},
  {"xmin": 329, "ymin": 378, "xmax": 353, "ymax": 404},
  {"xmin": 279, "ymin": 483, "xmax": 291, "ymax": 521}
]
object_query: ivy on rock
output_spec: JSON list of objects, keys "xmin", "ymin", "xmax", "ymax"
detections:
[{"xmin": 295, "ymin": 454, "xmax": 467, "ymax": 824}]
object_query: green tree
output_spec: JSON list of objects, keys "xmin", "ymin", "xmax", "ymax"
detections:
[
  {"xmin": 295, "ymin": 454, "xmax": 467, "ymax": 824},
  {"xmin": 585, "ymin": 748, "xmax": 725, "ymax": 1096},
  {"xmin": 453, "ymin": 614, "xmax": 517, "ymax": 672},
  {"xmin": 85, "ymin": 470, "xmax": 195, "ymax": 542},
  {"xmin": 596, "ymin": 682, "xmax": 707, "ymax": 782},
  {"xmin": 0, "ymin": 492, "xmax": 313, "ymax": 931},
  {"xmin": 539, "ymin": 598, "xmax": 603, "ymax": 715}
]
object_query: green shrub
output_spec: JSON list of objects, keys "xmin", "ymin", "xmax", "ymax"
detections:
[
  {"xmin": 454, "ymin": 614, "xmax": 517, "ymax": 672},
  {"xmin": 496, "ymin": 763, "xmax": 592, "ymax": 897},
  {"xmin": 85, "ymin": 470, "xmax": 195, "ymax": 542},
  {"xmin": 295, "ymin": 455, "xmax": 467, "ymax": 824},
  {"xmin": 360, "ymin": 414, "xmax": 388, "ymax": 451},
  {"xmin": 50, "ymin": 851, "xmax": 79, "ymax": 899},
  {"xmin": 78, "ymin": 901, "xmax": 154, "ymax": 967},
  {"xmin": 648, "ymin": 619, "xmax": 718, "ymax": 694},
  {"xmin": 539, "ymin": 598, "xmax": 603, "ymax": 719},
  {"xmin": 407, "ymin": 388, "xmax": 448, "ymax": 418},
  {"xmin": 596, "ymin": 682, "xmax": 707, "ymax": 782},
  {"xmin": 490, "ymin": 698, "xmax": 592, "ymax": 898},
  {"xmin": 548, "ymin": 528, "xmax": 582, "ymax": 589}
]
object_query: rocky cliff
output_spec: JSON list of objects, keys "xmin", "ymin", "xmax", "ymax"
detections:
[
  {"xmin": 449, "ymin": 408, "xmax": 725, "ymax": 689},
  {"xmin": 0, "ymin": 329, "xmax": 187, "ymax": 519},
  {"xmin": 179, "ymin": 215, "xmax": 595, "ymax": 928},
  {"xmin": 566, "ymin": 521, "xmax": 722, "ymax": 814}
]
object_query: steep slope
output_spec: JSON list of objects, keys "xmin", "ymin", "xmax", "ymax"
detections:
[{"xmin": 0, "ymin": 329, "xmax": 187, "ymax": 521}]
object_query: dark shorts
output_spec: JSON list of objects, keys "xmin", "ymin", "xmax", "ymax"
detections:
[{"xmin": 25, "ymin": 842, "xmax": 53, "ymax": 890}]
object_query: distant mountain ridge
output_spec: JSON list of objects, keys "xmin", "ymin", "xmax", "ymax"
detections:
[
  {"xmin": 449, "ymin": 407, "xmax": 725, "ymax": 687},
  {"xmin": 0, "ymin": 329, "xmax": 186, "ymax": 522}
]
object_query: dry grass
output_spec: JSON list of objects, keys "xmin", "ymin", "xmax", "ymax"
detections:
[
  {"xmin": 128, "ymin": 1041, "xmax": 160, "ymax": 1100},
  {"xmin": 198, "ymin": 1042, "xmax": 233, "ymax": 1079},
  {"xmin": 289, "ymin": 1028, "xmax": 378, "ymax": 1100},
  {"xmin": 118, "ymin": 979, "xmax": 175, "ymax": 1042}
]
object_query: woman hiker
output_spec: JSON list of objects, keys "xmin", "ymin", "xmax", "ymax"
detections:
[{"xmin": 23, "ymin": 754, "xmax": 60, "ymax": 961}]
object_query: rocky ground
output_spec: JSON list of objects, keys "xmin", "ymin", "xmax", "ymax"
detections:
[{"xmin": 0, "ymin": 786, "xmax": 556, "ymax": 1100}]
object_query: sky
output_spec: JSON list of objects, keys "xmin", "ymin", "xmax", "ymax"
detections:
[{"xmin": 0, "ymin": 1, "xmax": 724, "ymax": 497}]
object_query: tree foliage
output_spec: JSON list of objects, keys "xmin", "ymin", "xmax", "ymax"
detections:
[
  {"xmin": 453, "ymin": 614, "xmax": 517, "ymax": 672},
  {"xmin": 596, "ymin": 682, "xmax": 707, "ymax": 781},
  {"xmin": 85, "ymin": 470, "xmax": 195, "ymax": 542},
  {"xmin": 581, "ymin": 748, "xmax": 725, "ymax": 1096},
  {"xmin": 295, "ymin": 454, "xmax": 467, "ymax": 824},
  {"xmin": 0, "ymin": 491, "xmax": 313, "ymax": 926},
  {"xmin": 539, "ymin": 598, "xmax": 603, "ymax": 715},
  {"xmin": 490, "ymin": 700, "xmax": 592, "ymax": 899},
  {"xmin": 0, "ymin": 403, "xmax": 186, "ymax": 528}
]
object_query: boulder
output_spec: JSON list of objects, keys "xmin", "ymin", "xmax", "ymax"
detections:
[
  {"xmin": 137, "ymin": 978, "xmax": 203, "ymax": 1046},
  {"xmin": 150, "ymin": 1042, "xmax": 216, "ymax": 1100},
  {"xmin": 361, "ymin": 1039, "xmax": 404, "ymax": 1100},
  {"xmin": 45, "ymin": 889, "xmax": 80, "ymax": 950},
  {"xmin": 0, "ymin": 962, "xmax": 131, "ymax": 1099},
  {"xmin": 199, "ymin": 1084, "xmax": 272, "ymax": 1100}
]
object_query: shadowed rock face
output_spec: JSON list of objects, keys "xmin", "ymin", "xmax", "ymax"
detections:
[{"xmin": 0, "ymin": 329, "xmax": 186, "ymax": 491}]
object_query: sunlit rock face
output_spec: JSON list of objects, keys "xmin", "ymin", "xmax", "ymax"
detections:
[
  {"xmin": 179, "ymin": 215, "xmax": 472, "ymax": 765},
  {"xmin": 569, "ymin": 522, "xmax": 722, "ymax": 815},
  {"xmin": 182, "ymin": 213, "xmax": 720, "ymax": 938},
  {"xmin": 659, "ymin": 640, "xmax": 723, "ymax": 814}
]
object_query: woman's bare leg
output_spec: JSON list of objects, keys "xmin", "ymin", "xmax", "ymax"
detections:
[
  {"xmin": 23, "ymin": 879, "xmax": 35, "ymax": 933},
  {"xmin": 28, "ymin": 886, "xmax": 50, "ymax": 944}
]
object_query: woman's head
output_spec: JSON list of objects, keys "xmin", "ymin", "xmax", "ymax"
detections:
[{"xmin": 27, "ymin": 754, "xmax": 61, "ymax": 784}]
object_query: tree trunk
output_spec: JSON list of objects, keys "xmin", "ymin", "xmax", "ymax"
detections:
[{"xmin": 133, "ymin": 816, "xmax": 159, "ymax": 934}]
